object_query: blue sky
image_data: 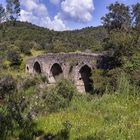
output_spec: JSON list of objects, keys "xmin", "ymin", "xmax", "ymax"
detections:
[{"xmin": 1, "ymin": 0, "xmax": 140, "ymax": 31}]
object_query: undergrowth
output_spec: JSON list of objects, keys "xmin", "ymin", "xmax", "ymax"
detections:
[{"xmin": 35, "ymin": 75, "xmax": 140, "ymax": 140}]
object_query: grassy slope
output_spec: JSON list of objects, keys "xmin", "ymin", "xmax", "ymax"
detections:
[{"xmin": 35, "ymin": 94, "xmax": 140, "ymax": 140}]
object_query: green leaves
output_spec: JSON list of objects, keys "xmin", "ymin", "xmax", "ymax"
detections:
[
  {"xmin": 44, "ymin": 79, "xmax": 76, "ymax": 113},
  {"xmin": 6, "ymin": 0, "xmax": 20, "ymax": 21},
  {"xmin": 7, "ymin": 49, "xmax": 22, "ymax": 66},
  {"xmin": 101, "ymin": 2, "xmax": 131, "ymax": 32},
  {"xmin": 0, "ymin": 4, "xmax": 5, "ymax": 23},
  {"xmin": 132, "ymin": 3, "xmax": 140, "ymax": 32},
  {"xmin": 0, "ymin": 75, "xmax": 16, "ymax": 98}
]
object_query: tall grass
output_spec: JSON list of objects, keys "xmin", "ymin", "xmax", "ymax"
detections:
[
  {"xmin": 35, "ymin": 74, "xmax": 140, "ymax": 139},
  {"xmin": 117, "ymin": 73, "xmax": 139, "ymax": 96}
]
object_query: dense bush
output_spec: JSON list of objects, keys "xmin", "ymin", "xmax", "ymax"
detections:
[
  {"xmin": 92, "ymin": 68, "xmax": 123, "ymax": 94},
  {"xmin": 117, "ymin": 73, "xmax": 139, "ymax": 96},
  {"xmin": 21, "ymin": 77, "xmax": 38, "ymax": 89},
  {"xmin": 56, "ymin": 79, "xmax": 75, "ymax": 101},
  {"xmin": 0, "ymin": 75, "xmax": 16, "ymax": 98},
  {"xmin": 14, "ymin": 40, "xmax": 32, "ymax": 55},
  {"xmin": 44, "ymin": 79, "xmax": 76, "ymax": 113},
  {"xmin": 7, "ymin": 49, "xmax": 22, "ymax": 66},
  {"xmin": 20, "ymin": 44, "xmax": 31, "ymax": 55},
  {"xmin": 18, "ymin": 79, "xmax": 76, "ymax": 116},
  {"xmin": 0, "ymin": 21, "xmax": 106, "ymax": 54},
  {"xmin": 0, "ymin": 93, "xmax": 37, "ymax": 140}
]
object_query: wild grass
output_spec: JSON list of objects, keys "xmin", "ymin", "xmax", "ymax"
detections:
[{"xmin": 34, "ymin": 75, "xmax": 140, "ymax": 140}]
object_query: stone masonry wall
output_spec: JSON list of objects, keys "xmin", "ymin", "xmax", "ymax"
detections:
[{"xmin": 26, "ymin": 52, "xmax": 103, "ymax": 93}]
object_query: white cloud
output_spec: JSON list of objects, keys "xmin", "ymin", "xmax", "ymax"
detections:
[
  {"xmin": 61, "ymin": 0, "xmax": 94, "ymax": 22},
  {"xmin": 41, "ymin": 14, "xmax": 68, "ymax": 31},
  {"xmin": 19, "ymin": 0, "xmax": 67, "ymax": 31},
  {"xmin": 21, "ymin": 0, "xmax": 48, "ymax": 16},
  {"xmin": 21, "ymin": 0, "xmax": 38, "ymax": 11},
  {"xmin": 19, "ymin": 0, "xmax": 95, "ymax": 31},
  {"xmin": 20, "ymin": 10, "xmax": 39, "ymax": 23}
]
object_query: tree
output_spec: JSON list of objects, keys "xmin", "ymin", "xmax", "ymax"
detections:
[
  {"xmin": 6, "ymin": 0, "xmax": 20, "ymax": 22},
  {"xmin": 7, "ymin": 49, "xmax": 22, "ymax": 66},
  {"xmin": 0, "ymin": 4, "xmax": 5, "ymax": 23},
  {"xmin": 101, "ymin": 2, "xmax": 136, "ymax": 68},
  {"xmin": 132, "ymin": 3, "xmax": 140, "ymax": 32},
  {"xmin": 0, "ymin": 4, "xmax": 6, "ymax": 36},
  {"xmin": 101, "ymin": 2, "xmax": 131, "ymax": 32}
]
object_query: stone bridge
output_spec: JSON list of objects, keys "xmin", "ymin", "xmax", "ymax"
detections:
[{"xmin": 26, "ymin": 52, "xmax": 103, "ymax": 93}]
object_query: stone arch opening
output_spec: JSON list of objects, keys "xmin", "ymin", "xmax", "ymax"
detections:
[
  {"xmin": 26, "ymin": 66, "xmax": 29, "ymax": 71},
  {"xmin": 69, "ymin": 66, "xmax": 73, "ymax": 74},
  {"xmin": 79, "ymin": 65, "xmax": 93, "ymax": 93},
  {"xmin": 33, "ymin": 61, "xmax": 41, "ymax": 74},
  {"xmin": 50, "ymin": 63, "xmax": 63, "ymax": 81}
]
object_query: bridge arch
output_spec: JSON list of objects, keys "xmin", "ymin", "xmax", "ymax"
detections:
[
  {"xmin": 50, "ymin": 63, "xmax": 63, "ymax": 81},
  {"xmin": 79, "ymin": 64, "xmax": 93, "ymax": 93},
  {"xmin": 33, "ymin": 61, "xmax": 42, "ymax": 74}
]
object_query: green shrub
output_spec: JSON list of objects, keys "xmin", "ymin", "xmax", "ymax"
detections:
[
  {"xmin": 92, "ymin": 68, "xmax": 123, "ymax": 94},
  {"xmin": 0, "ymin": 92, "xmax": 37, "ymax": 140},
  {"xmin": 44, "ymin": 79, "xmax": 76, "ymax": 113},
  {"xmin": 7, "ymin": 50, "xmax": 22, "ymax": 66},
  {"xmin": 56, "ymin": 79, "xmax": 76, "ymax": 101},
  {"xmin": 22, "ymin": 77, "xmax": 40, "ymax": 89},
  {"xmin": 0, "ymin": 75, "xmax": 16, "ymax": 98},
  {"xmin": 117, "ymin": 73, "xmax": 139, "ymax": 96},
  {"xmin": 15, "ymin": 40, "xmax": 32, "ymax": 55},
  {"xmin": 45, "ymin": 90, "xmax": 67, "ymax": 113},
  {"xmin": 2, "ymin": 60, "xmax": 10, "ymax": 69},
  {"xmin": 21, "ymin": 46, "xmax": 31, "ymax": 55},
  {"xmin": 40, "ymin": 75, "xmax": 48, "ymax": 83}
]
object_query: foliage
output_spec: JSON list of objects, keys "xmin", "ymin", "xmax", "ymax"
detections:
[
  {"xmin": 92, "ymin": 68, "xmax": 123, "ymax": 94},
  {"xmin": 14, "ymin": 40, "xmax": 32, "ymax": 55},
  {"xmin": 0, "ymin": 84, "xmax": 36, "ymax": 140},
  {"xmin": 6, "ymin": 0, "xmax": 20, "ymax": 22},
  {"xmin": 132, "ymin": 3, "xmax": 140, "ymax": 32},
  {"xmin": 101, "ymin": 2, "xmax": 131, "ymax": 32},
  {"xmin": 7, "ymin": 49, "xmax": 22, "ymax": 66},
  {"xmin": 117, "ymin": 73, "xmax": 139, "ymax": 96},
  {"xmin": 36, "ymin": 92, "xmax": 140, "ymax": 140},
  {"xmin": 44, "ymin": 79, "xmax": 76, "ymax": 113},
  {"xmin": 0, "ymin": 4, "xmax": 5, "ymax": 23},
  {"xmin": 101, "ymin": 2, "xmax": 140, "ymax": 87},
  {"xmin": 0, "ymin": 75, "xmax": 16, "ymax": 98},
  {"xmin": 56, "ymin": 79, "xmax": 76, "ymax": 101},
  {"xmin": 0, "ymin": 21, "xmax": 106, "ymax": 53}
]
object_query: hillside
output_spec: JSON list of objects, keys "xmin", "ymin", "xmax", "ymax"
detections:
[{"xmin": 0, "ymin": 21, "xmax": 107, "ymax": 53}]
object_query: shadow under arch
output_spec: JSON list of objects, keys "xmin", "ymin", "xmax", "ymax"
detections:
[
  {"xmin": 79, "ymin": 65, "xmax": 93, "ymax": 93},
  {"xmin": 50, "ymin": 63, "xmax": 63, "ymax": 81},
  {"xmin": 33, "ymin": 61, "xmax": 42, "ymax": 74}
]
